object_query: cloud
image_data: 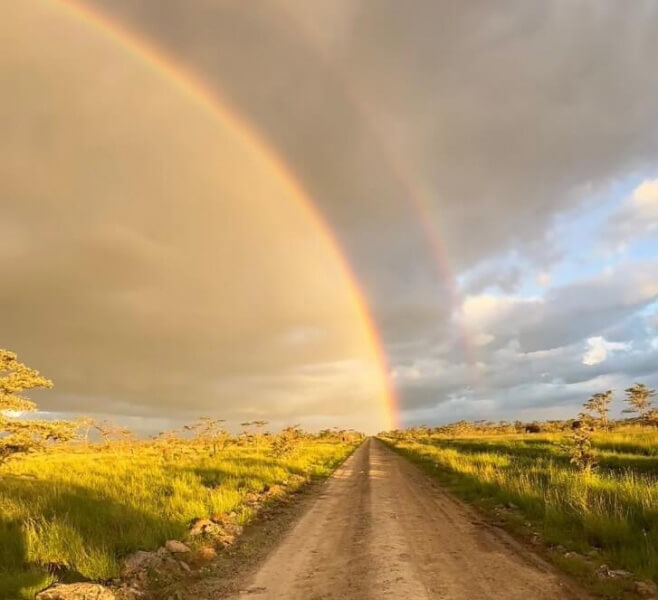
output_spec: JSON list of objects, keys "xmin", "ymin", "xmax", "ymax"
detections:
[
  {"xmin": 536, "ymin": 272, "xmax": 552, "ymax": 288},
  {"xmin": 3, "ymin": 0, "xmax": 658, "ymax": 429},
  {"xmin": 582, "ymin": 336, "xmax": 631, "ymax": 366},
  {"xmin": 606, "ymin": 179, "xmax": 658, "ymax": 247},
  {"xmin": 78, "ymin": 0, "xmax": 658, "ymax": 272},
  {"xmin": 0, "ymin": 3, "xmax": 389, "ymax": 433}
]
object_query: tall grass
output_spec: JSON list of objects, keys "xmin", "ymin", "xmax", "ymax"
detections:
[
  {"xmin": 381, "ymin": 432, "xmax": 658, "ymax": 583},
  {"xmin": 0, "ymin": 441, "xmax": 355, "ymax": 599}
]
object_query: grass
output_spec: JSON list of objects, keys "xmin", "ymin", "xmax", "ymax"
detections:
[
  {"xmin": 380, "ymin": 429, "xmax": 658, "ymax": 594},
  {"xmin": 0, "ymin": 440, "xmax": 357, "ymax": 599}
]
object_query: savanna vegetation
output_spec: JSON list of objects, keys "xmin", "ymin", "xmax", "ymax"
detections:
[
  {"xmin": 0, "ymin": 349, "xmax": 362, "ymax": 599},
  {"xmin": 380, "ymin": 384, "xmax": 658, "ymax": 597}
]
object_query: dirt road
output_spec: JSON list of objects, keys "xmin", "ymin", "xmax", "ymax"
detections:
[{"xmin": 228, "ymin": 438, "xmax": 585, "ymax": 600}]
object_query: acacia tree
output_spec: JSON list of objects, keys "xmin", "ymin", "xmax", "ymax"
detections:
[
  {"xmin": 0, "ymin": 349, "xmax": 52, "ymax": 412},
  {"xmin": 75, "ymin": 416, "xmax": 96, "ymax": 447},
  {"xmin": 184, "ymin": 417, "xmax": 228, "ymax": 456},
  {"xmin": 583, "ymin": 390, "xmax": 613, "ymax": 428},
  {"xmin": 153, "ymin": 429, "xmax": 183, "ymax": 460},
  {"xmin": 623, "ymin": 383, "xmax": 656, "ymax": 424},
  {"xmin": 94, "ymin": 420, "xmax": 133, "ymax": 448},
  {"xmin": 271, "ymin": 425, "xmax": 303, "ymax": 458},
  {"xmin": 241, "ymin": 420, "xmax": 269, "ymax": 456},
  {"xmin": 0, "ymin": 349, "xmax": 74, "ymax": 463}
]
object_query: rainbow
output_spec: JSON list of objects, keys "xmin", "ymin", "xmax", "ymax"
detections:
[
  {"xmin": 48, "ymin": 0, "xmax": 399, "ymax": 430},
  {"xmin": 276, "ymin": 10, "xmax": 480, "ymax": 374}
]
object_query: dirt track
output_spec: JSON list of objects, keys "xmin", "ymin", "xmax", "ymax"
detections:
[{"xmin": 228, "ymin": 438, "xmax": 586, "ymax": 600}]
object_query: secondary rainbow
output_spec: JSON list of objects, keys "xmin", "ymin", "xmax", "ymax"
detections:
[
  {"xmin": 277, "ymin": 9, "xmax": 480, "ymax": 375},
  {"xmin": 49, "ymin": 0, "xmax": 399, "ymax": 430}
]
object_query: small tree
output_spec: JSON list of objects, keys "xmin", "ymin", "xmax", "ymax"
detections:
[
  {"xmin": 153, "ymin": 429, "xmax": 183, "ymax": 460},
  {"xmin": 94, "ymin": 420, "xmax": 133, "ymax": 448},
  {"xmin": 567, "ymin": 417, "xmax": 597, "ymax": 475},
  {"xmin": 583, "ymin": 390, "xmax": 613, "ymax": 428},
  {"xmin": 75, "ymin": 416, "xmax": 96, "ymax": 447},
  {"xmin": 271, "ymin": 425, "xmax": 303, "ymax": 458},
  {"xmin": 184, "ymin": 417, "xmax": 229, "ymax": 456},
  {"xmin": 0, "ymin": 349, "xmax": 53, "ymax": 412},
  {"xmin": 570, "ymin": 427, "xmax": 597, "ymax": 475},
  {"xmin": 623, "ymin": 383, "xmax": 656, "ymax": 424},
  {"xmin": 241, "ymin": 420, "xmax": 269, "ymax": 456},
  {"xmin": 0, "ymin": 349, "xmax": 73, "ymax": 463}
]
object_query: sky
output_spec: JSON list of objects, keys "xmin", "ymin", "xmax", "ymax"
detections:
[{"xmin": 2, "ymin": 0, "xmax": 658, "ymax": 433}]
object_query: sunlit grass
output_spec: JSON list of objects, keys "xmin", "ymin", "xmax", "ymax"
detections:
[
  {"xmin": 0, "ymin": 441, "xmax": 355, "ymax": 599},
  {"xmin": 381, "ymin": 431, "xmax": 658, "ymax": 583}
]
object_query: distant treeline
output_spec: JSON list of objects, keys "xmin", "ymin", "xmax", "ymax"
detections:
[
  {"xmin": 0, "ymin": 348, "xmax": 363, "ymax": 464},
  {"xmin": 382, "ymin": 383, "xmax": 657, "ymax": 438}
]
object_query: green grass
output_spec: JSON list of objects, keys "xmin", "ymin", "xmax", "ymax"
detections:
[
  {"xmin": 380, "ymin": 430, "xmax": 658, "ymax": 590},
  {"xmin": 0, "ymin": 441, "xmax": 356, "ymax": 599}
]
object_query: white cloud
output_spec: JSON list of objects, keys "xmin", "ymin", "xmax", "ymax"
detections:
[
  {"xmin": 607, "ymin": 179, "xmax": 658, "ymax": 246},
  {"xmin": 631, "ymin": 180, "xmax": 658, "ymax": 222},
  {"xmin": 536, "ymin": 271, "xmax": 552, "ymax": 287},
  {"xmin": 461, "ymin": 294, "xmax": 540, "ymax": 330},
  {"xmin": 473, "ymin": 333, "xmax": 494, "ymax": 347},
  {"xmin": 582, "ymin": 336, "xmax": 631, "ymax": 366}
]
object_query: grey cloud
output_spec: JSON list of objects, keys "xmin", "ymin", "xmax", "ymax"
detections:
[
  {"xmin": 1, "ymin": 3, "xmax": 389, "ymax": 433},
  {"xmin": 4, "ymin": 0, "xmax": 658, "ymax": 429}
]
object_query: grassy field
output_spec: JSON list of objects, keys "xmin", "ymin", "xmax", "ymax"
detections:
[
  {"xmin": 380, "ymin": 428, "xmax": 658, "ymax": 594},
  {"xmin": 0, "ymin": 439, "xmax": 357, "ymax": 599}
]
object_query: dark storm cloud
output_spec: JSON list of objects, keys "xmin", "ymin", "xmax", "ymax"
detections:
[{"xmin": 3, "ymin": 0, "xmax": 658, "ymax": 428}]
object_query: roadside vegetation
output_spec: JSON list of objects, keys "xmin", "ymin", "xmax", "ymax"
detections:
[
  {"xmin": 0, "ymin": 349, "xmax": 362, "ymax": 599},
  {"xmin": 380, "ymin": 384, "xmax": 658, "ymax": 598}
]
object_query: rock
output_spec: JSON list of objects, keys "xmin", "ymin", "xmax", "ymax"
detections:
[
  {"xmin": 115, "ymin": 586, "xmax": 144, "ymax": 600},
  {"xmin": 563, "ymin": 552, "xmax": 583, "ymax": 560},
  {"xmin": 165, "ymin": 540, "xmax": 191, "ymax": 554},
  {"xmin": 178, "ymin": 561, "xmax": 191, "ymax": 573},
  {"xmin": 188, "ymin": 518, "xmax": 217, "ymax": 537},
  {"xmin": 264, "ymin": 484, "xmax": 284, "ymax": 498},
  {"xmin": 218, "ymin": 534, "xmax": 236, "ymax": 547},
  {"xmin": 121, "ymin": 551, "xmax": 159, "ymax": 578},
  {"xmin": 597, "ymin": 564, "xmax": 632, "ymax": 579},
  {"xmin": 505, "ymin": 502, "xmax": 519, "ymax": 510},
  {"xmin": 635, "ymin": 581, "xmax": 658, "ymax": 597},
  {"xmin": 36, "ymin": 583, "xmax": 115, "ymax": 600},
  {"xmin": 244, "ymin": 492, "xmax": 260, "ymax": 505},
  {"xmin": 211, "ymin": 513, "xmax": 233, "ymax": 526},
  {"xmin": 609, "ymin": 569, "xmax": 633, "ymax": 578},
  {"xmin": 190, "ymin": 546, "xmax": 217, "ymax": 568}
]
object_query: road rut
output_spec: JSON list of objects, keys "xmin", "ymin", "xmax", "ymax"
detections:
[{"xmin": 229, "ymin": 438, "xmax": 585, "ymax": 600}]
